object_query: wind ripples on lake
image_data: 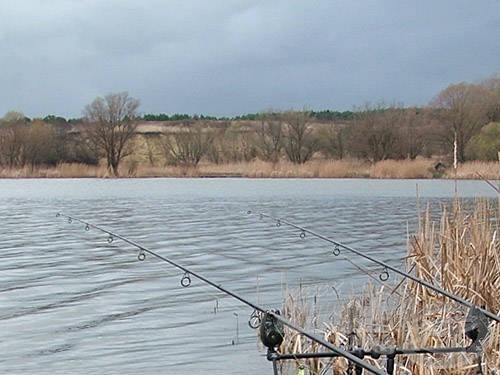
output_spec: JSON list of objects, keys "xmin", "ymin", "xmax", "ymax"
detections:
[{"xmin": 0, "ymin": 178, "xmax": 496, "ymax": 374}]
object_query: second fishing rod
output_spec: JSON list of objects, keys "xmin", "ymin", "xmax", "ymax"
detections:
[
  {"xmin": 251, "ymin": 211, "xmax": 500, "ymax": 324},
  {"xmin": 56, "ymin": 212, "xmax": 387, "ymax": 375}
]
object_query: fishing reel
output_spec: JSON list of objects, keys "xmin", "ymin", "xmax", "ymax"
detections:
[
  {"xmin": 464, "ymin": 306, "xmax": 489, "ymax": 352},
  {"xmin": 259, "ymin": 309, "xmax": 284, "ymax": 349}
]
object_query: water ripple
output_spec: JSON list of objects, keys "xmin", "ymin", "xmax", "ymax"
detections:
[{"xmin": 0, "ymin": 178, "xmax": 493, "ymax": 374}]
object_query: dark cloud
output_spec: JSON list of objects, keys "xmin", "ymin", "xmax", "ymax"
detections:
[{"xmin": 0, "ymin": 0, "xmax": 498, "ymax": 118}]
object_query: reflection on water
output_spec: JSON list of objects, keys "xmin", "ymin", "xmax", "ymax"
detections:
[{"xmin": 0, "ymin": 178, "xmax": 496, "ymax": 374}]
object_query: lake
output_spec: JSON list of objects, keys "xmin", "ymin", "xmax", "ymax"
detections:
[{"xmin": 0, "ymin": 178, "xmax": 496, "ymax": 374}]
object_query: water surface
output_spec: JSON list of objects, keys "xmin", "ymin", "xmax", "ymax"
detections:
[{"xmin": 0, "ymin": 178, "xmax": 496, "ymax": 374}]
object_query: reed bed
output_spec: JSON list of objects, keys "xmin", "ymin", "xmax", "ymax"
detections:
[
  {"xmin": 0, "ymin": 159, "xmax": 498, "ymax": 179},
  {"xmin": 194, "ymin": 159, "xmax": 370, "ymax": 178},
  {"xmin": 278, "ymin": 199, "xmax": 499, "ymax": 374},
  {"xmin": 444, "ymin": 162, "xmax": 500, "ymax": 180},
  {"xmin": 370, "ymin": 159, "xmax": 434, "ymax": 179},
  {"xmin": 56, "ymin": 163, "xmax": 107, "ymax": 178}
]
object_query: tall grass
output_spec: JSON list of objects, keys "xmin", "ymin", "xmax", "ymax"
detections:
[
  {"xmin": 278, "ymin": 199, "xmax": 499, "ymax": 374},
  {"xmin": 445, "ymin": 162, "xmax": 500, "ymax": 180},
  {"xmin": 194, "ymin": 159, "xmax": 370, "ymax": 178},
  {"xmin": 370, "ymin": 159, "xmax": 434, "ymax": 179},
  {"xmin": 0, "ymin": 159, "xmax": 498, "ymax": 179},
  {"xmin": 57, "ymin": 163, "xmax": 107, "ymax": 178}
]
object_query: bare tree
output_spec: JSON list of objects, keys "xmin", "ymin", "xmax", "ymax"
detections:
[
  {"xmin": 0, "ymin": 127, "xmax": 26, "ymax": 167},
  {"xmin": 397, "ymin": 107, "xmax": 425, "ymax": 159},
  {"xmin": 83, "ymin": 92, "xmax": 140, "ymax": 176},
  {"xmin": 480, "ymin": 76, "xmax": 500, "ymax": 122},
  {"xmin": 160, "ymin": 122, "xmax": 214, "ymax": 167},
  {"xmin": 237, "ymin": 128, "xmax": 259, "ymax": 162},
  {"xmin": 0, "ymin": 113, "xmax": 60, "ymax": 169},
  {"xmin": 283, "ymin": 110, "xmax": 318, "ymax": 164},
  {"xmin": 143, "ymin": 135, "xmax": 158, "ymax": 166},
  {"xmin": 22, "ymin": 120, "xmax": 57, "ymax": 170},
  {"xmin": 318, "ymin": 123, "xmax": 346, "ymax": 159},
  {"xmin": 430, "ymin": 82, "xmax": 492, "ymax": 162},
  {"xmin": 2, "ymin": 110, "xmax": 27, "ymax": 124},
  {"xmin": 349, "ymin": 104, "xmax": 403, "ymax": 162},
  {"xmin": 205, "ymin": 122, "xmax": 229, "ymax": 164},
  {"xmin": 212, "ymin": 122, "xmax": 256, "ymax": 163},
  {"xmin": 255, "ymin": 112, "xmax": 283, "ymax": 163},
  {"xmin": 0, "ymin": 111, "xmax": 28, "ymax": 167}
]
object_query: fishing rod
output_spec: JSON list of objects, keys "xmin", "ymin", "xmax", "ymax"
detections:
[
  {"xmin": 56, "ymin": 213, "xmax": 387, "ymax": 375},
  {"xmin": 250, "ymin": 212, "xmax": 500, "ymax": 324}
]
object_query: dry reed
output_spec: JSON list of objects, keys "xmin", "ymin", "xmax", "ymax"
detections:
[
  {"xmin": 0, "ymin": 159, "xmax": 498, "ymax": 179},
  {"xmin": 196, "ymin": 159, "xmax": 370, "ymax": 178},
  {"xmin": 370, "ymin": 159, "xmax": 434, "ymax": 179},
  {"xmin": 57, "ymin": 163, "xmax": 106, "ymax": 178},
  {"xmin": 279, "ymin": 199, "xmax": 499, "ymax": 374},
  {"xmin": 445, "ymin": 162, "xmax": 500, "ymax": 180}
]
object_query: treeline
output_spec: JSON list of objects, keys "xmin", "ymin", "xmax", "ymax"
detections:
[
  {"xmin": 0, "ymin": 77, "xmax": 498, "ymax": 176},
  {"xmin": 42, "ymin": 110, "xmax": 356, "ymax": 123},
  {"xmin": 142, "ymin": 113, "xmax": 217, "ymax": 121},
  {"xmin": 0, "ymin": 112, "xmax": 98, "ymax": 170}
]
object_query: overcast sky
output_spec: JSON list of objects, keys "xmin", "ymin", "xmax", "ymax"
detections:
[{"xmin": 1, "ymin": 0, "xmax": 498, "ymax": 119}]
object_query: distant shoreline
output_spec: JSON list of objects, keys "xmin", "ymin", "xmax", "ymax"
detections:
[{"xmin": 1, "ymin": 159, "xmax": 498, "ymax": 180}]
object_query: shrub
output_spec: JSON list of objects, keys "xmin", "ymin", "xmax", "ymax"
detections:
[{"xmin": 466, "ymin": 122, "xmax": 500, "ymax": 161}]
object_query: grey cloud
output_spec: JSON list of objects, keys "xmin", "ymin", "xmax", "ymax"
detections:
[{"xmin": 0, "ymin": 0, "xmax": 498, "ymax": 118}]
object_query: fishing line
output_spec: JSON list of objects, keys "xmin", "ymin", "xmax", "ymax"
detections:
[
  {"xmin": 250, "ymin": 212, "xmax": 500, "ymax": 323},
  {"xmin": 56, "ymin": 212, "xmax": 386, "ymax": 375}
]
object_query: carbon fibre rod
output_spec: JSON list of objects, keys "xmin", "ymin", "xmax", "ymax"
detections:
[
  {"xmin": 56, "ymin": 213, "xmax": 386, "ymax": 375},
  {"xmin": 253, "ymin": 212, "xmax": 500, "ymax": 324}
]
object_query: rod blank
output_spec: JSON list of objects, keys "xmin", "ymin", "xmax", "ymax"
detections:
[
  {"xmin": 57, "ymin": 212, "xmax": 387, "ymax": 375},
  {"xmin": 253, "ymin": 212, "xmax": 499, "ymax": 323}
]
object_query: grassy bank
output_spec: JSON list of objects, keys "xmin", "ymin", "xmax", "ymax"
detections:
[
  {"xmin": 1, "ymin": 159, "xmax": 498, "ymax": 179},
  {"xmin": 278, "ymin": 198, "xmax": 499, "ymax": 374}
]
